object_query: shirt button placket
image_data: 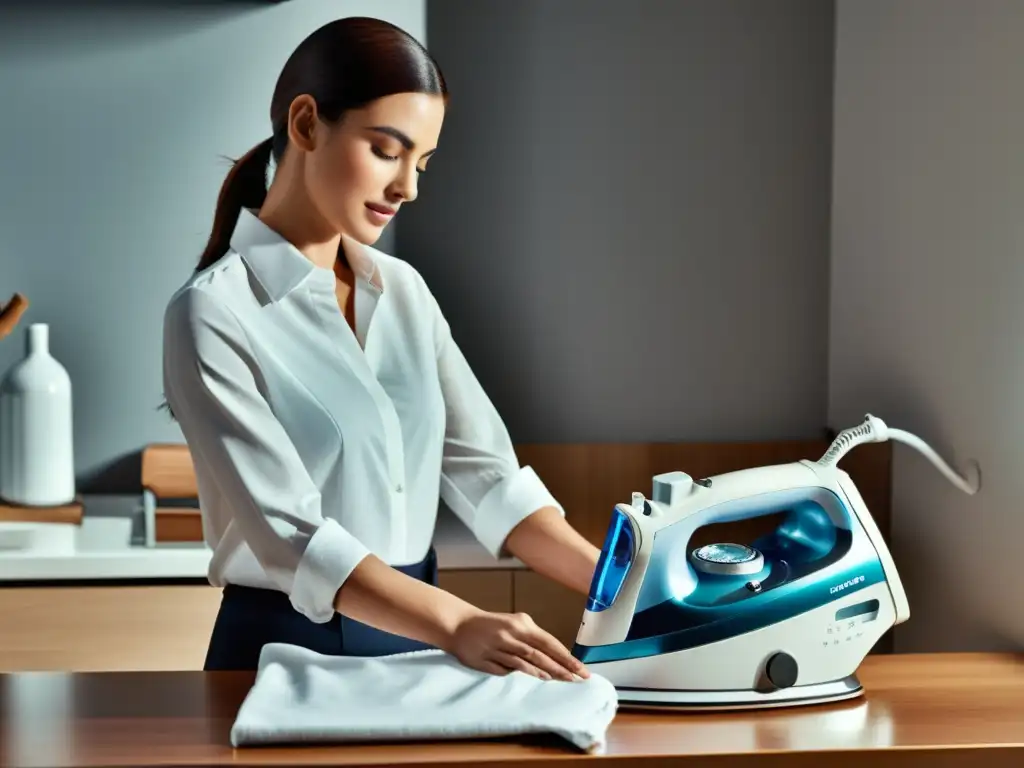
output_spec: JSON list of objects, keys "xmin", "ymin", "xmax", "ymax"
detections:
[{"xmin": 383, "ymin": 409, "xmax": 406, "ymax": 553}]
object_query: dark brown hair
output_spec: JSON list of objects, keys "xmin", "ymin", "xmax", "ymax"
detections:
[
  {"xmin": 160, "ymin": 17, "xmax": 446, "ymax": 418},
  {"xmin": 197, "ymin": 16, "xmax": 447, "ymax": 273}
]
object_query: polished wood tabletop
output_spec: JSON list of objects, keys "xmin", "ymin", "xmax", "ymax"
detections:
[{"xmin": 1, "ymin": 652, "xmax": 1022, "ymax": 768}]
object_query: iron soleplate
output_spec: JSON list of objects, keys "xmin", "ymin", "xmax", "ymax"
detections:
[{"xmin": 613, "ymin": 674, "xmax": 863, "ymax": 711}]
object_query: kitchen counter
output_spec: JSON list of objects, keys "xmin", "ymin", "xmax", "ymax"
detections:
[
  {"xmin": 0, "ymin": 544, "xmax": 214, "ymax": 581},
  {"xmin": 0, "ymin": 537, "xmax": 521, "ymax": 582},
  {"xmin": 1, "ymin": 652, "xmax": 1021, "ymax": 767}
]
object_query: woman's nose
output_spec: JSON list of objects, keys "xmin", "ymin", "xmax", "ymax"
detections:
[{"xmin": 390, "ymin": 165, "xmax": 418, "ymax": 203}]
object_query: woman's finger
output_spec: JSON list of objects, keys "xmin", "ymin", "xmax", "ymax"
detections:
[
  {"xmin": 478, "ymin": 659, "xmax": 511, "ymax": 677},
  {"xmin": 498, "ymin": 635, "xmax": 574, "ymax": 681},
  {"xmin": 491, "ymin": 650, "xmax": 550, "ymax": 680},
  {"xmin": 523, "ymin": 625, "xmax": 589, "ymax": 679}
]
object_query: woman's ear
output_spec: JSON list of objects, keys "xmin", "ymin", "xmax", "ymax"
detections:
[{"xmin": 286, "ymin": 94, "xmax": 320, "ymax": 152}]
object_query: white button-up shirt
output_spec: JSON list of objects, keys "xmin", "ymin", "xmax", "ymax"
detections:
[{"xmin": 162, "ymin": 208, "xmax": 563, "ymax": 623}]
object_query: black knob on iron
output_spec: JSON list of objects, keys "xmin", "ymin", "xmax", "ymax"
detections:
[{"xmin": 765, "ymin": 652, "xmax": 798, "ymax": 689}]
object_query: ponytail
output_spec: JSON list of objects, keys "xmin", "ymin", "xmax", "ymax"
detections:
[
  {"xmin": 195, "ymin": 137, "xmax": 274, "ymax": 273},
  {"xmin": 157, "ymin": 137, "xmax": 274, "ymax": 420}
]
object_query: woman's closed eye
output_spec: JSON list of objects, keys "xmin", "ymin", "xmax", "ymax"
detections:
[
  {"xmin": 371, "ymin": 145, "xmax": 399, "ymax": 161},
  {"xmin": 371, "ymin": 145, "xmax": 427, "ymax": 173}
]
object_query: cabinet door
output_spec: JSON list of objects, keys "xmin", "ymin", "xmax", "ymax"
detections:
[
  {"xmin": 0, "ymin": 585, "xmax": 222, "ymax": 672},
  {"xmin": 0, "ymin": 572, "xmax": 519, "ymax": 673},
  {"xmin": 512, "ymin": 570, "xmax": 587, "ymax": 649},
  {"xmin": 437, "ymin": 569, "xmax": 513, "ymax": 613}
]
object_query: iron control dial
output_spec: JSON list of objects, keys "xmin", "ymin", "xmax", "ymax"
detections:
[{"xmin": 765, "ymin": 652, "xmax": 798, "ymax": 689}]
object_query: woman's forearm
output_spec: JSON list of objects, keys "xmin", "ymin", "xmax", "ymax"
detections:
[
  {"xmin": 504, "ymin": 507, "xmax": 601, "ymax": 595},
  {"xmin": 334, "ymin": 549, "xmax": 589, "ymax": 681},
  {"xmin": 333, "ymin": 554, "xmax": 478, "ymax": 651},
  {"xmin": 330, "ymin": 510, "xmax": 601, "ymax": 653}
]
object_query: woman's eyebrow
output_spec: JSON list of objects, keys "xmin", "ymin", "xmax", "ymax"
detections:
[{"xmin": 368, "ymin": 125, "xmax": 436, "ymax": 157}]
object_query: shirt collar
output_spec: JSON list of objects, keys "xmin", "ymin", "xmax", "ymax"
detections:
[{"xmin": 231, "ymin": 207, "xmax": 382, "ymax": 302}]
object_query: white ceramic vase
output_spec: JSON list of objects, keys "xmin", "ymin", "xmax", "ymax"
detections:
[{"xmin": 0, "ymin": 323, "xmax": 75, "ymax": 506}]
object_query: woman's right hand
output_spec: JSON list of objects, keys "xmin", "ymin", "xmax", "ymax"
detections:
[{"xmin": 445, "ymin": 608, "xmax": 590, "ymax": 682}]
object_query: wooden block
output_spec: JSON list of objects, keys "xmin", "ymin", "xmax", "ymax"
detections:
[
  {"xmin": 155, "ymin": 508, "xmax": 204, "ymax": 543},
  {"xmin": 0, "ymin": 496, "xmax": 84, "ymax": 525},
  {"xmin": 141, "ymin": 443, "xmax": 197, "ymax": 498}
]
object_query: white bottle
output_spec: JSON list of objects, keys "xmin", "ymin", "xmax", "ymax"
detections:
[{"xmin": 0, "ymin": 323, "xmax": 75, "ymax": 506}]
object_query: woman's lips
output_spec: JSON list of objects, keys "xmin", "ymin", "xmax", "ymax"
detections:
[{"xmin": 365, "ymin": 203, "xmax": 396, "ymax": 225}]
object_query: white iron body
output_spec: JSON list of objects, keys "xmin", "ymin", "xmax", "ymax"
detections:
[{"xmin": 572, "ymin": 415, "xmax": 980, "ymax": 710}]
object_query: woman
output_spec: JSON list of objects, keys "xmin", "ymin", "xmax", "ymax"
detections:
[{"xmin": 161, "ymin": 17, "xmax": 601, "ymax": 680}]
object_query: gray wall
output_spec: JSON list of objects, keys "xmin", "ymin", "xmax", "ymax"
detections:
[
  {"xmin": 399, "ymin": 0, "xmax": 836, "ymax": 444},
  {"xmin": 830, "ymin": 0, "xmax": 1024, "ymax": 651},
  {"xmin": 0, "ymin": 0, "xmax": 422, "ymax": 492},
  {"xmin": 2, "ymin": 0, "xmax": 836, "ymax": 492}
]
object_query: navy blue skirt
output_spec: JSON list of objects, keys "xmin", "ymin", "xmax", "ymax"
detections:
[{"xmin": 203, "ymin": 547, "xmax": 438, "ymax": 671}]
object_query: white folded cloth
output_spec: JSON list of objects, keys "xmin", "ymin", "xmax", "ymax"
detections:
[{"xmin": 230, "ymin": 642, "xmax": 619, "ymax": 754}]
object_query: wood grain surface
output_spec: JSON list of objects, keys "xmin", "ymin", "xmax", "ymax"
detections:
[
  {"xmin": 142, "ymin": 439, "xmax": 892, "ymax": 565},
  {"xmin": 0, "ymin": 497, "xmax": 83, "ymax": 524},
  {"xmin": 0, "ymin": 652, "xmax": 1020, "ymax": 768}
]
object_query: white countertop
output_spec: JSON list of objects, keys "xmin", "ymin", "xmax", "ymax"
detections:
[
  {"xmin": 0, "ymin": 501, "xmax": 523, "ymax": 583},
  {"xmin": 0, "ymin": 545, "xmax": 215, "ymax": 581}
]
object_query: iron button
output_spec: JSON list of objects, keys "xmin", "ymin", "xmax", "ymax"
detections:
[{"xmin": 765, "ymin": 652, "xmax": 799, "ymax": 689}]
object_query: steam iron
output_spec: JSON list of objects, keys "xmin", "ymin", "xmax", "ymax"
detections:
[{"xmin": 573, "ymin": 414, "xmax": 981, "ymax": 710}]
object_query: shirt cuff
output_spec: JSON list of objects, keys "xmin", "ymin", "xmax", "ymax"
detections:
[
  {"xmin": 289, "ymin": 518, "xmax": 371, "ymax": 623},
  {"xmin": 473, "ymin": 465, "xmax": 565, "ymax": 559}
]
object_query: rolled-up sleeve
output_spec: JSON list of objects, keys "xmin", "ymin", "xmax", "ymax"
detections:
[
  {"xmin": 433, "ymin": 315, "xmax": 564, "ymax": 559},
  {"xmin": 163, "ymin": 288, "xmax": 370, "ymax": 623}
]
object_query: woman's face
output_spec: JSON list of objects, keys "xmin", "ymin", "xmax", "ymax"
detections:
[{"xmin": 304, "ymin": 92, "xmax": 445, "ymax": 245}]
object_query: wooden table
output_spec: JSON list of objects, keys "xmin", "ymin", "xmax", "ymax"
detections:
[{"xmin": 1, "ymin": 652, "xmax": 1022, "ymax": 767}]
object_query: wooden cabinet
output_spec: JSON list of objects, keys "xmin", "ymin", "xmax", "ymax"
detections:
[
  {"xmin": 441, "ymin": 569, "xmax": 585, "ymax": 648},
  {"xmin": 0, "ymin": 568, "xmax": 589, "ymax": 672},
  {"xmin": 0, "ymin": 584, "xmax": 223, "ymax": 673},
  {"xmin": 512, "ymin": 570, "xmax": 586, "ymax": 648},
  {"xmin": 438, "ymin": 569, "xmax": 514, "ymax": 613}
]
